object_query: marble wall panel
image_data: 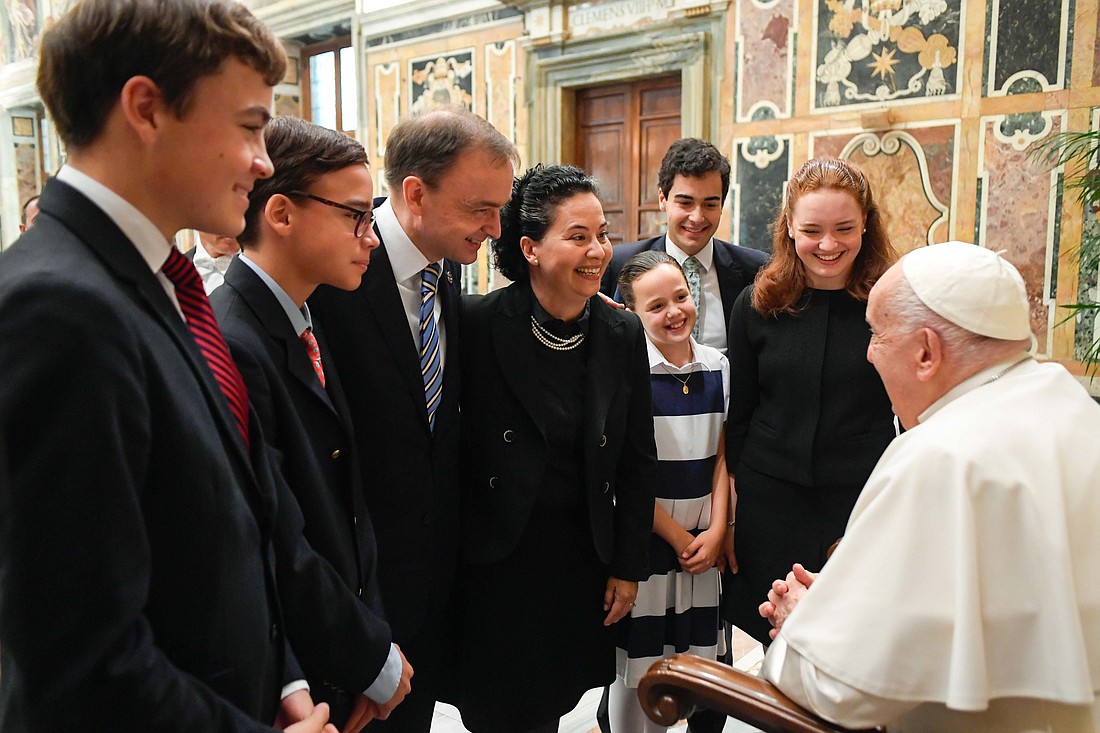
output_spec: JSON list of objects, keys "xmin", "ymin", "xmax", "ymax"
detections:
[
  {"xmin": 736, "ymin": 0, "xmax": 796, "ymax": 122},
  {"xmin": 811, "ymin": 0, "xmax": 964, "ymax": 111},
  {"xmin": 409, "ymin": 50, "xmax": 474, "ymax": 116},
  {"xmin": 1094, "ymin": 8, "xmax": 1100, "ymax": 88},
  {"xmin": 372, "ymin": 61, "xmax": 400, "ymax": 184},
  {"xmin": 274, "ymin": 93, "xmax": 301, "ymax": 118},
  {"xmin": 485, "ymin": 41, "xmax": 517, "ymax": 141},
  {"xmin": 15, "ymin": 141, "xmax": 38, "ymax": 209},
  {"xmin": 730, "ymin": 134, "xmax": 792, "ymax": 250},
  {"xmin": 977, "ymin": 110, "xmax": 1066, "ymax": 354},
  {"xmin": 812, "ymin": 124, "xmax": 956, "ymax": 254},
  {"xmin": 731, "ymin": 135, "xmax": 791, "ymax": 251},
  {"xmin": 985, "ymin": 0, "xmax": 1070, "ymax": 96}
]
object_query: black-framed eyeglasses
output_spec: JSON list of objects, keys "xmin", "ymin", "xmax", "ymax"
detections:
[{"xmin": 285, "ymin": 190, "xmax": 373, "ymax": 238}]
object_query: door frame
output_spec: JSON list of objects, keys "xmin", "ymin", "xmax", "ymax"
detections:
[{"xmin": 525, "ymin": 21, "xmax": 721, "ymax": 166}]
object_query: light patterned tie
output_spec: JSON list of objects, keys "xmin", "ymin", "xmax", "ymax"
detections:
[
  {"xmin": 161, "ymin": 247, "xmax": 250, "ymax": 446},
  {"xmin": 300, "ymin": 327, "xmax": 325, "ymax": 388},
  {"xmin": 419, "ymin": 263, "xmax": 443, "ymax": 431},
  {"xmin": 682, "ymin": 255, "xmax": 704, "ymax": 341}
]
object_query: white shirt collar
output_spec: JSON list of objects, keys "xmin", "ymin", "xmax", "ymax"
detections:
[
  {"xmin": 192, "ymin": 241, "xmax": 234, "ymax": 276},
  {"xmin": 237, "ymin": 253, "xmax": 313, "ymax": 336},
  {"xmin": 917, "ymin": 353, "xmax": 1032, "ymax": 424},
  {"xmin": 645, "ymin": 332, "xmax": 702, "ymax": 371},
  {"xmin": 374, "ymin": 199, "xmax": 440, "ymax": 284},
  {"xmin": 664, "ymin": 235, "xmax": 715, "ymax": 272},
  {"xmin": 56, "ymin": 165, "xmax": 174, "ymax": 273}
]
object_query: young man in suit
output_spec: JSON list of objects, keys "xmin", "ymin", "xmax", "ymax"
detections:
[
  {"xmin": 599, "ymin": 138, "xmax": 769, "ymax": 354},
  {"xmin": 211, "ymin": 116, "xmax": 412, "ymax": 731},
  {"xmin": 0, "ymin": 2, "xmax": 364, "ymax": 731},
  {"xmin": 309, "ymin": 109, "xmax": 518, "ymax": 733}
]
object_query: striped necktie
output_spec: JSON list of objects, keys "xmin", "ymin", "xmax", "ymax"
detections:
[
  {"xmin": 419, "ymin": 263, "xmax": 443, "ymax": 431},
  {"xmin": 683, "ymin": 255, "xmax": 704, "ymax": 341},
  {"xmin": 300, "ymin": 327, "xmax": 326, "ymax": 388},
  {"xmin": 161, "ymin": 247, "xmax": 250, "ymax": 446}
]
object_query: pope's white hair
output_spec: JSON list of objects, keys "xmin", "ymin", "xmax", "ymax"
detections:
[{"xmin": 886, "ymin": 274, "xmax": 1030, "ymax": 367}]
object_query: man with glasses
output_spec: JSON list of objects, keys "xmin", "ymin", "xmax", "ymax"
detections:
[{"xmin": 211, "ymin": 115, "xmax": 412, "ymax": 732}]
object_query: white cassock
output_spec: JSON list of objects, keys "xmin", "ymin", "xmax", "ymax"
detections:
[{"xmin": 762, "ymin": 355, "xmax": 1100, "ymax": 733}]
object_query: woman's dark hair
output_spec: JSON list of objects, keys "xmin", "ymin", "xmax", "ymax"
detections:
[
  {"xmin": 491, "ymin": 164, "xmax": 600, "ymax": 282},
  {"xmin": 753, "ymin": 157, "xmax": 897, "ymax": 317},
  {"xmin": 617, "ymin": 250, "xmax": 684, "ymax": 310}
]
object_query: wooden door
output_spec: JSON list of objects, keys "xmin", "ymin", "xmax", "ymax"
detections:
[{"xmin": 575, "ymin": 75, "xmax": 681, "ymax": 245}]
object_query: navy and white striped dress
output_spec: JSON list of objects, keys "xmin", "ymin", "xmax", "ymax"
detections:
[{"xmin": 615, "ymin": 336, "xmax": 730, "ymax": 686}]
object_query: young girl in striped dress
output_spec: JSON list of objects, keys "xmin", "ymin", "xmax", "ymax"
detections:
[{"xmin": 606, "ymin": 250, "xmax": 730, "ymax": 731}]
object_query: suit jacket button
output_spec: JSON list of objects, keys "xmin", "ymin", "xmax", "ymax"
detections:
[
  {"xmin": 422, "ymin": 513, "xmax": 432, "ymax": 526},
  {"xmin": 503, "ymin": 430, "xmax": 514, "ymax": 443},
  {"xmin": 331, "ymin": 449, "xmax": 341, "ymax": 459},
  {"xmin": 489, "ymin": 476, "xmax": 498, "ymax": 488},
  {"xmin": 270, "ymin": 623, "xmax": 278, "ymax": 640},
  {"xmin": 602, "ymin": 481, "xmax": 610, "ymax": 493},
  {"xmin": 599, "ymin": 434, "xmax": 607, "ymax": 447},
  {"xmin": 358, "ymin": 587, "xmax": 363, "ymax": 598}
]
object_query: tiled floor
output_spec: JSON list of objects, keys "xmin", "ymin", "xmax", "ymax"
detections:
[{"xmin": 429, "ymin": 629, "xmax": 765, "ymax": 733}]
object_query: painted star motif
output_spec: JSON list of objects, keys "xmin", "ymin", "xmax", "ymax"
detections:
[{"xmin": 868, "ymin": 46, "xmax": 900, "ymax": 82}]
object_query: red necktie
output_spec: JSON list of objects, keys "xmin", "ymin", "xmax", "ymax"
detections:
[
  {"xmin": 161, "ymin": 247, "xmax": 250, "ymax": 446},
  {"xmin": 300, "ymin": 327, "xmax": 326, "ymax": 388}
]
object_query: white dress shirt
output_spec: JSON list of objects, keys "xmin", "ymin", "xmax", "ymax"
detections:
[{"xmin": 373, "ymin": 199, "xmax": 447, "ymax": 371}]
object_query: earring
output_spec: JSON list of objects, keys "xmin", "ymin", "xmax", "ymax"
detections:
[{"xmin": 532, "ymin": 258, "xmax": 539, "ymax": 266}]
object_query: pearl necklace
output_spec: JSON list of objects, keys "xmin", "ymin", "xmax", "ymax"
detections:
[{"xmin": 530, "ymin": 316, "xmax": 585, "ymax": 351}]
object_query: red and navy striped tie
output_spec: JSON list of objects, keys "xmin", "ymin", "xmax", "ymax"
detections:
[{"xmin": 162, "ymin": 247, "xmax": 250, "ymax": 446}]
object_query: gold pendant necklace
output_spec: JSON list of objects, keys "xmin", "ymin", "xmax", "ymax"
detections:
[{"xmin": 668, "ymin": 370, "xmax": 691, "ymax": 394}]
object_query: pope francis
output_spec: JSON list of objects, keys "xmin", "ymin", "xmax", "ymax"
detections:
[{"xmin": 759, "ymin": 241, "xmax": 1100, "ymax": 733}]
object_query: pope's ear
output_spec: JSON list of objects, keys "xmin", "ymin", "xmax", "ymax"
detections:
[{"xmin": 914, "ymin": 326, "xmax": 944, "ymax": 381}]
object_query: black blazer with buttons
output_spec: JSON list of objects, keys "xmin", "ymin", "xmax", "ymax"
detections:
[
  {"xmin": 0, "ymin": 179, "xmax": 290, "ymax": 732},
  {"xmin": 211, "ymin": 259, "xmax": 392, "ymax": 723},
  {"xmin": 458, "ymin": 282, "xmax": 658, "ymax": 580},
  {"xmin": 308, "ymin": 214, "xmax": 463, "ymax": 646},
  {"xmin": 599, "ymin": 236, "xmax": 769, "ymax": 330}
]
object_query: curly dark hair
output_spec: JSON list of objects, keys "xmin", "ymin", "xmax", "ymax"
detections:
[
  {"xmin": 657, "ymin": 138, "xmax": 731, "ymax": 200},
  {"xmin": 491, "ymin": 164, "xmax": 600, "ymax": 282}
]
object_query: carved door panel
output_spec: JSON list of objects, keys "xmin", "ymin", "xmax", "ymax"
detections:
[{"xmin": 575, "ymin": 75, "xmax": 681, "ymax": 245}]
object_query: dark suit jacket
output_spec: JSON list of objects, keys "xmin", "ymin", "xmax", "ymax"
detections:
[
  {"xmin": 0, "ymin": 179, "xmax": 289, "ymax": 732},
  {"xmin": 211, "ymin": 260, "xmax": 392, "ymax": 723},
  {"xmin": 308, "ymin": 218, "xmax": 462, "ymax": 649},
  {"xmin": 458, "ymin": 283, "xmax": 658, "ymax": 580},
  {"xmin": 599, "ymin": 235, "xmax": 769, "ymax": 330}
]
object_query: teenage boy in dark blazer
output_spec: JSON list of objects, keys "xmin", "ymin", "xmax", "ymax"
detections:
[
  {"xmin": 0, "ymin": 1, "xmax": 337, "ymax": 731},
  {"xmin": 211, "ymin": 116, "xmax": 412, "ymax": 731},
  {"xmin": 600, "ymin": 138, "xmax": 769, "ymax": 354},
  {"xmin": 309, "ymin": 109, "xmax": 518, "ymax": 732}
]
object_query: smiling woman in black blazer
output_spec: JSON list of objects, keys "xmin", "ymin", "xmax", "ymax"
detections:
[{"xmin": 456, "ymin": 165, "xmax": 658, "ymax": 733}]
